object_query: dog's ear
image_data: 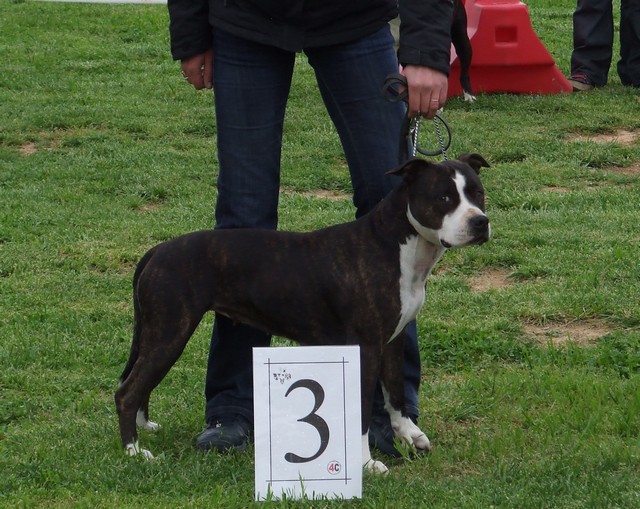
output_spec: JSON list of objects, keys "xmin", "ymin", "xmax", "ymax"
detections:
[
  {"xmin": 458, "ymin": 153, "xmax": 490, "ymax": 174},
  {"xmin": 386, "ymin": 157, "xmax": 434, "ymax": 178}
]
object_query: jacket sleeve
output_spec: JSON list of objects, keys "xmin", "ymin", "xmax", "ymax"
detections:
[
  {"xmin": 397, "ymin": 0, "xmax": 454, "ymax": 76},
  {"xmin": 167, "ymin": 0, "xmax": 213, "ymax": 61}
]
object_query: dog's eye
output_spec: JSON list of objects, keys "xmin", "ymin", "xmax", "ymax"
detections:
[{"xmin": 440, "ymin": 195, "xmax": 451, "ymax": 203}]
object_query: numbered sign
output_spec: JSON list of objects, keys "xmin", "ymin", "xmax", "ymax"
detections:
[{"xmin": 253, "ymin": 346, "xmax": 362, "ymax": 501}]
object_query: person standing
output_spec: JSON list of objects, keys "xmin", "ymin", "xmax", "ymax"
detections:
[
  {"xmin": 167, "ymin": 0, "xmax": 454, "ymax": 456},
  {"xmin": 568, "ymin": 0, "xmax": 640, "ymax": 90}
]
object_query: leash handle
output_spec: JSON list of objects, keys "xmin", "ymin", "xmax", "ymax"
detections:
[
  {"xmin": 382, "ymin": 73, "xmax": 452, "ymax": 161},
  {"xmin": 382, "ymin": 72, "xmax": 409, "ymax": 103}
]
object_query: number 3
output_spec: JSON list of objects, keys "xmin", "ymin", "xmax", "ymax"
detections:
[{"xmin": 284, "ymin": 379, "xmax": 330, "ymax": 463}]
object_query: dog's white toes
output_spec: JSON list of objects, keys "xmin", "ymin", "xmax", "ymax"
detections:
[
  {"xmin": 140, "ymin": 448, "xmax": 155, "ymax": 459},
  {"xmin": 413, "ymin": 432, "xmax": 431, "ymax": 452},
  {"xmin": 136, "ymin": 410, "xmax": 161, "ymax": 432},
  {"xmin": 125, "ymin": 441, "xmax": 155, "ymax": 460},
  {"xmin": 463, "ymin": 92, "xmax": 477, "ymax": 103},
  {"xmin": 390, "ymin": 415, "xmax": 431, "ymax": 453},
  {"xmin": 364, "ymin": 459, "xmax": 389, "ymax": 475},
  {"xmin": 125, "ymin": 442, "xmax": 139, "ymax": 456},
  {"xmin": 143, "ymin": 421, "xmax": 160, "ymax": 432},
  {"xmin": 362, "ymin": 434, "xmax": 389, "ymax": 474}
]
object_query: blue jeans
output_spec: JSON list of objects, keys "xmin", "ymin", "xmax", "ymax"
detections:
[
  {"xmin": 571, "ymin": 0, "xmax": 640, "ymax": 86},
  {"xmin": 204, "ymin": 25, "xmax": 420, "ymax": 425}
]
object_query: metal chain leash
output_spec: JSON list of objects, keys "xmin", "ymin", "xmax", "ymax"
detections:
[
  {"xmin": 409, "ymin": 113, "xmax": 451, "ymax": 161},
  {"xmin": 433, "ymin": 114, "xmax": 449, "ymax": 161},
  {"xmin": 409, "ymin": 116, "xmax": 420, "ymax": 158}
]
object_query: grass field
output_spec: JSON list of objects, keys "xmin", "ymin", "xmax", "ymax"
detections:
[{"xmin": 1, "ymin": 0, "xmax": 639, "ymax": 507}]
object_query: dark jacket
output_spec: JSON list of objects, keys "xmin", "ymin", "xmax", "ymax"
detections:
[{"xmin": 168, "ymin": 0, "xmax": 453, "ymax": 76}]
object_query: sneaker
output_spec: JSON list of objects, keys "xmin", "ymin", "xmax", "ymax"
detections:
[
  {"xmin": 368, "ymin": 414, "xmax": 402, "ymax": 458},
  {"xmin": 567, "ymin": 74, "xmax": 594, "ymax": 92},
  {"xmin": 196, "ymin": 415, "xmax": 252, "ymax": 452}
]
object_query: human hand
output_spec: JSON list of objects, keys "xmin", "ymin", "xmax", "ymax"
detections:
[
  {"xmin": 180, "ymin": 49, "xmax": 214, "ymax": 90},
  {"xmin": 400, "ymin": 65, "xmax": 449, "ymax": 119}
]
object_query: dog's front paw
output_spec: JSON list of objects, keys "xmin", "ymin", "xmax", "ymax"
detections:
[
  {"xmin": 392, "ymin": 416, "xmax": 431, "ymax": 453},
  {"xmin": 364, "ymin": 459, "xmax": 389, "ymax": 475},
  {"xmin": 463, "ymin": 91, "xmax": 477, "ymax": 103},
  {"xmin": 411, "ymin": 429, "xmax": 431, "ymax": 452},
  {"xmin": 362, "ymin": 433, "xmax": 389, "ymax": 474},
  {"xmin": 125, "ymin": 441, "xmax": 155, "ymax": 460}
]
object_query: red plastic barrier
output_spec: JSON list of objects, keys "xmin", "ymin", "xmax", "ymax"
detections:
[{"xmin": 448, "ymin": 0, "xmax": 572, "ymax": 97}]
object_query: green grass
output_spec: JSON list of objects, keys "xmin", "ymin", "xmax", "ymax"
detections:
[{"xmin": 1, "ymin": 0, "xmax": 639, "ymax": 507}]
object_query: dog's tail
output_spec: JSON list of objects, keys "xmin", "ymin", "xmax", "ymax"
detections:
[{"xmin": 119, "ymin": 247, "xmax": 156, "ymax": 384}]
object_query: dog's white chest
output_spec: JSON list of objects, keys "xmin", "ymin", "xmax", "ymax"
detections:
[{"xmin": 389, "ymin": 235, "xmax": 444, "ymax": 342}]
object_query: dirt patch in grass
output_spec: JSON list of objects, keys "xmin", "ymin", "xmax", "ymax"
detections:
[
  {"xmin": 467, "ymin": 267, "xmax": 513, "ymax": 292},
  {"xmin": 568, "ymin": 129, "xmax": 639, "ymax": 146},
  {"xmin": 134, "ymin": 202, "xmax": 163, "ymax": 213},
  {"xmin": 282, "ymin": 188, "xmax": 351, "ymax": 201},
  {"xmin": 19, "ymin": 143, "xmax": 37, "ymax": 155},
  {"xmin": 608, "ymin": 162, "xmax": 640, "ymax": 176},
  {"xmin": 523, "ymin": 319, "xmax": 614, "ymax": 347},
  {"xmin": 542, "ymin": 186, "xmax": 572, "ymax": 193}
]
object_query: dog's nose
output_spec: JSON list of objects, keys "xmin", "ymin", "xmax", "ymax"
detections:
[
  {"xmin": 469, "ymin": 215, "xmax": 489, "ymax": 234},
  {"xmin": 469, "ymin": 215, "xmax": 490, "ymax": 243}
]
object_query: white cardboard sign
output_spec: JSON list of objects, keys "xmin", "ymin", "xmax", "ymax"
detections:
[{"xmin": 253, "ymin": 346, "xmax": 362, "ymax": 501}]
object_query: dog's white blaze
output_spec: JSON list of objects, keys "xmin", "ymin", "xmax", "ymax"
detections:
[
  {"xmin": 362, "ymin": 433, "xmax": 389, "ymax": 474},
  {"xmin": 439, "ymin": 171, "xmax": 486, "ymax": 247},
  {"xmin": 390, "ymin": 234, "xmax": 444, "ymax": 342}
]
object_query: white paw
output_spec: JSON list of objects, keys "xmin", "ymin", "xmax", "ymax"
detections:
[
  {"xmin": 463, "ymin": 91, "xmax": 477, "ymax": 103},
  {"xmin": 364, "ymin": 459, "xmax": 389, "ymax": 475},
  {"xmin": 381, "ymin": 385, "xmax": 432, "ymax": 454},
  {"xmin": 409, "ymin": 429, "xmax": 431, "ymax": 452},
  {"xmin": 136, "ymin": 410, "xmax": 161, "ymax": 432},
  {"xmin": 125, "ymin": 441, "xmax": 155, "ymax": 460},
  {"xmin": 362, "ymin": 433, "xmax": 389, "ymax": 474},
  {"xmin": 392, "ymin": 416, "xmax": 431, "ymax": 452},
  {"xmin": 140, "ymin": 420, "xmax": 160, "ymax": 432}
]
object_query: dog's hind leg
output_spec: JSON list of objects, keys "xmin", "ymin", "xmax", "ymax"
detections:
[
  {"xmin": 115, "ymin": 377, "xmax": 150, "ymax": 458},
  {"xmin": 115, "ymin": 316, "xmax": 202, "ymax": 458},
  {"xmin": 380, "ymin": 334, "xmax": 431, "ymax": 453}
]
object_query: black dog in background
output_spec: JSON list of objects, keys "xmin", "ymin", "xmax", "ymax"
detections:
[{"xmin": 452, "ymin": 0, "xmax": 476, "ymax": 102}]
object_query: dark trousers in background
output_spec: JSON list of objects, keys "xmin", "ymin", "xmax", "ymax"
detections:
[{"xmin": 571, "ymin": 0, "xmax": 640, "ymax": 86}]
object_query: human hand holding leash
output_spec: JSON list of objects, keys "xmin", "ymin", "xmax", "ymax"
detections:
[
  {"xmin": 180, "ymin": 49, "xmax": 214, "ymax": 90},
  {"xmin": 382, "ymin": 72, "xmax": 452, "ymax": 161},
  {"xmin": 401, "ymin": 64, "xmax": 448, "ymax": 119}
]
